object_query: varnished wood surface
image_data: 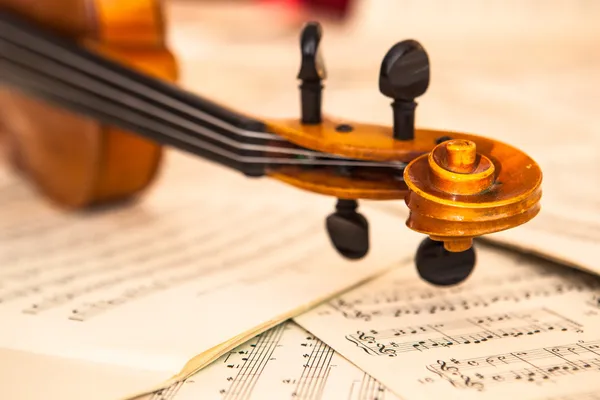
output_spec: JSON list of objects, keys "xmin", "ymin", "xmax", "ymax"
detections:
[
  {"xmin": 266, "ymin": 117, "xmax": 437, "ymax": 162},
  {"xmin": 267, "ymin": 166, "xmax": 409, "ymax": 200},
  {"xmin": 0, "ymin": 0, "xmax": 177, "ymax": 207},
  {"xmin": 0, "ymin": 0, "xmax": 91, "ymax": 37}
]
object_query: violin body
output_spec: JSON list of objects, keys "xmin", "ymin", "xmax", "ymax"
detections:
[
  {"xmin": 0, "ymin": 1, "xmax": 542, "ymax": 286},
  {"xmin": 0, "ymin": 0, "xmax": 177, "ymax": 207}
]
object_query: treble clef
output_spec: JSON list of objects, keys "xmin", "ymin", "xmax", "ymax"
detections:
[
  {"xmin": 437, "ymin": 360, "xmax": 459, "ymax": 373},
  {"xmin": 356, "ymin": 331, "xmax": 376, "ymax": 344},
  {"xmin": 464, "ymin": 376, "xmax": 484, "ymax": 391},
  {"xmin": 377, "ymin": 343, "xmax": 397, "ymax": 357}
]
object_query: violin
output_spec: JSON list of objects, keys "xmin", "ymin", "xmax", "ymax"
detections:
[{"xmin": 0, "ymin": 0, "xmax": 542, "ymax": 286}]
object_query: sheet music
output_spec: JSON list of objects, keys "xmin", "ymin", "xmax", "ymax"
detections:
[
  {"xmin": 430, "ymin": 73, "xmax": 600, "ymax": 277},
  {"xmin": 139, "ymin": 321, "xmax": 402, "ymax": 400},
  {"xmin": 294, "ymin": 243, "xmax": 600, "ymax": 400},
  {"xmin": 0, "ymin": 149, "xmax": 421, "ymax": 400}
]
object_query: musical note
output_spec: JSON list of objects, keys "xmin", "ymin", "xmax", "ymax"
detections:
[
  {"xmin": 0, "ymin": 149, "xmax": 412, "ymax": 400},
  {"xmin": 328, "ymin": 272, "xmax": 599, "ymax": 321},
  {"xmin": 294, "ymin": 243, "xmax": 600, "ymax": 399},
  {"xmin": 149, "ymin": 382, "xmax": 184, "ymax": 400},
  {"xmin": 586, "ymin": 295, "xmax": 600, "ymax": 310},
  {"xmin": 428, "ymin": 339, "xmax": 600, "ymax": 391},
  {"xmin": 344, "ymin": 308, "xmax": 582, "ymax": 355},
  {"xmin": 142, "ymin": 321, "xmax": 404, "ymax": 400},
  {"xmin": 349, "ymin": 373, "xmax": 389, "ymax": 400},
  {"xmin": 5, "ymin": 207, "xmax": 321, "ymax": 320}
]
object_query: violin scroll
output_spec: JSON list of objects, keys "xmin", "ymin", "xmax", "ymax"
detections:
[
  {"xmin": 268, "ymin": 22, "xmax": 542, "ymax": 286},
  {"xmin": 404, "ymin": 136, "xmax": 542, "ymax": 251},
  {"xmin": 404, "ymin": 135, "xmax": 541, "ymax": 285}
]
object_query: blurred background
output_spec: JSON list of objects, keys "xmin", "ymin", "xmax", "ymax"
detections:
[
  {"xmin": 164, "ymin": 0, "xmax": 598, "ymax": 159},
  {"xmin": 164, "ymin": 0, "xmax": 599, "ymax": 131},
  {"xmin": 163, "ymin": 0, "xmax": 599, "ymax": 236}
]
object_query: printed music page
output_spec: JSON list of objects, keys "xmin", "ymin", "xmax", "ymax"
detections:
[
  {"xmin": 294, "ymin": 243, "xmax": 600, "ymax": 400},
  {"xmin": 451, "ymin": 75, "xmax": 599, "ymax": 275},
  {"xmin": 0, "ymin": 149, "xmax": 422, "ymax": 400},
  {"xmin": 139, "ymin": 321, "xmax": 404, "ymax": 400}
]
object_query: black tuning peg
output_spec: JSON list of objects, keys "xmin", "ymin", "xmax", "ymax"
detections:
[
  {"xmin": 379, "ymin": 40, "xmax": 430, "ymax": 141},
  {"xmin": 326, "ymin": 199, "xmax": 369, "ymax": 260},
  {"xmin": 415, "ymin": 238, "xmax": 476, "ymax": 286},
  {"xmin": 297, "ymin": 21, "xmax": 327, "ymax": 124}
]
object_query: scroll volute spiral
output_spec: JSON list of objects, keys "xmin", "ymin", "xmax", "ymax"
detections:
[{"xmin": 403, "ymin": 136, "xmax": 542, "ymax": 252}]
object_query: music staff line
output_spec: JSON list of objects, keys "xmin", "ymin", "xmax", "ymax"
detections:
[
  {"xmin": 348, "ymin": 374, "xmax": 390, "ymax": 400},
  {"xmin": 0, "ymin": 209, "xmax": 239, "ymax": 305},
  {"xmin": 329, "ymin": 281, "xmax": 599, "ymax": 320},
  {"xmin": 345, "ymin": 269, "xmax": 566, "ymax": 306},
  {"xmin": 431, "ymin": 357, "xmax": 600, "ymax": 390},
  {"xmin": 292, "ymin": 337, "xmax": 335, "ymax": 399},
  {"xmin": 428, "ymin": 339, "xmax": 600, "ymax": 391},
  {"xmin": 222, "ymin": 323, "xmax": 286, "ymax": 400},
  {"xmin": 0, "ymin": 202, "xmax": 293, "ymax": 279},
  {"xmin": 67, "ymin": 221, "xmax": 321, "ymax": 321},
  {"xmin": 435, "ymin": 340, "xmax": 600, "ymax": 370},
  {"xmin": 147, "ymin": 320, "xmax": 399, "ymax": 400},
  {"xmin": 337, "ymin": 253, "xmax": 599, "ymax": 307},
  {"xmin": 150, "ymin": 381, "xmax": 184, "ymax": 400},
  {"xmin": 344, "ymin": 308, "xmax": 582, "ymax": 356}
]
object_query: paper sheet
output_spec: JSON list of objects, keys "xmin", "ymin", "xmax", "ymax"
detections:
[
  {"xmin": 138, "ymin": 321, "xmax": 402, "ymax": 400},
  {"xmin": 294, "ymin": 243, "xmax": 600, "ymax": 400},
  {"xmin": 459, "ymin": 76, "xmax": 600, "ymax": 275},
  {"xmin": 0, "ymin": 149, "xmax": 422, "ymax": 400}
]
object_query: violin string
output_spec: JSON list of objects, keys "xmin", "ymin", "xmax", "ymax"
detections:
[
  {"xmin": 2, "ymin": 39, "xmax": 335, "ymax": 157},
  {"xmin": 0, "ymin": 37, "xmax": 345, "ymax": 161},
  {"xmin": 0, "ymin": 15, "xmax": 286, "ymax": 143},
  {"xmin": 1, "ymin": 57, "xmax": 402, "ymax": 170},
  {"xmin": 0, "ymin": 21, "xmax": 406, "ymax": 169},
  {"xmin": 1, "ymin": 60, "xmax": 403, "ymax": 169}
]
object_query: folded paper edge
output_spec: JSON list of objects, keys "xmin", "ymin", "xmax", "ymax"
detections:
[{"xmin": 118, "ymin": 261, "xmax": 399, "ymax": 400}]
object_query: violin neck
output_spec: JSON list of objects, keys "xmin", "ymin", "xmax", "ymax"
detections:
[{"xmin": 0, "ymin": 10, "xmax": 279, "ymax": 177}]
